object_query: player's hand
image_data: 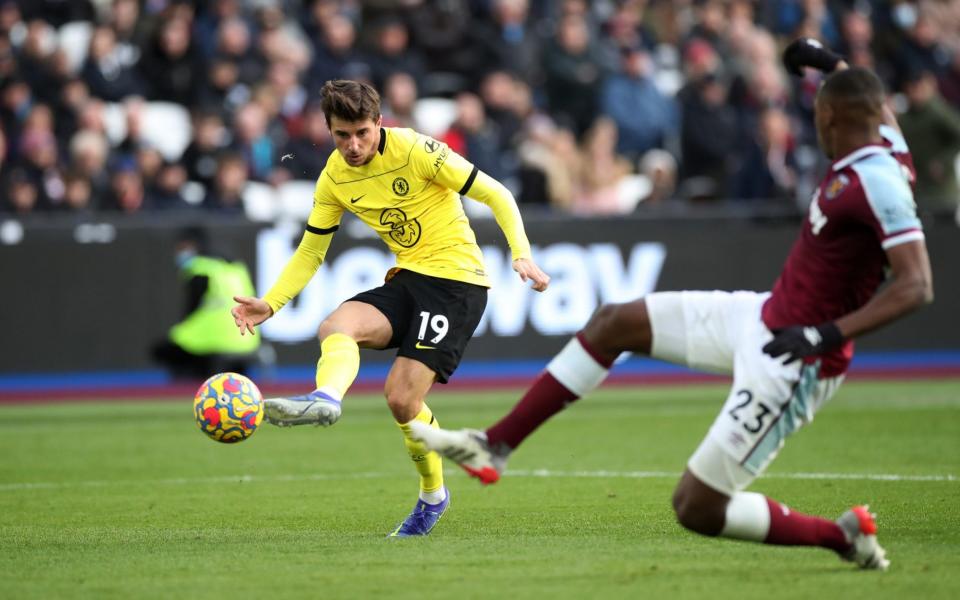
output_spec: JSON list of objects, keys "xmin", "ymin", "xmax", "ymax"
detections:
[
  {"xmin": 513, "ymin": 258, "xmax": 550, "ymax": 292},
  {"xmin": 231, "ymin": 296, "xmax": 274, "ymax": 336},
  {"xmin": 782, "ymin": 38, "xmax": 844, "ymax": 76},
  {"xmin": 762, "ymin": 323, "xmax": 844, "ymax": 364}
]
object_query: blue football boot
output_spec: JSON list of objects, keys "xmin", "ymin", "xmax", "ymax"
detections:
[{"xmin": 388, "ymin": 488, "xmax": 451, "ymax": 537}]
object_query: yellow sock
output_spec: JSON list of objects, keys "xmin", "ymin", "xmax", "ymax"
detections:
[
  {"xmin": 397, "ymin": 404, "xmax": 444, "ymax": 495},
  {"xmin": 314, "ymin": 333, "xmax": 360, "ymax": 399}
]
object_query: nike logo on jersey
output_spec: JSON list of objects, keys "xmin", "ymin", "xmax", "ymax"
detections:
[
  {"xmin": 414, "ymin": 342, "xmax": 436, "ymax": 350},
  {"xmin": 350, "ymin": 194, "xmax": 365, "ymax": 204}
]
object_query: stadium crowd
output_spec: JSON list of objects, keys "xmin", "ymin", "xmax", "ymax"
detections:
[{"xmin": 1, "ymin": 0, "xmax": 959, "ymax": 218}]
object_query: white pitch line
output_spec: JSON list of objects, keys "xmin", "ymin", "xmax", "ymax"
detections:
[{"xmin": 0, "ymin": 469, "xmax": 955, "ymax": 492}]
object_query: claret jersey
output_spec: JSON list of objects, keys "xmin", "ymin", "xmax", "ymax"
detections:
[{"xmin": 762, "ymin": 126, "xmax": 923, "ymax": 376}]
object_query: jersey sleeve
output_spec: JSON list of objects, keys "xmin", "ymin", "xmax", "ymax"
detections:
[
  {"xmin": 261, "ymin": 175, "xmax": 342, "ymax": 314},
  {"xmin": 413, "ymin": 134, "xmax": 532, "ymax": 261},
  {"xmin": 849, "ymin": 161, "xmax": 924, "ymax": 251},
  {"xmin": 879, "ymin": 124, "xmax": 916, "ymax": 185}
]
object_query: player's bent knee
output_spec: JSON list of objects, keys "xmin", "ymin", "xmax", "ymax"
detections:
[
  {"xmin": 671, "ymin": 486, "xmax": 725, "ymax": 536},
  {"xmin": 384, "ymin": 389, "xmax": 418, "ymax": 422},
  {"xmin": 583, "ymin": 301, "xmax": 652, "ymax": 355}
]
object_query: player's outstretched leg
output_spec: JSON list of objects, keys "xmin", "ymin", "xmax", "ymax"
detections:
[
  {"xmin": 263, "ymin": 332, "xmax": 358, "ymax": 426},
  {"xmin": 672, "ymin": 469, "xmax": 889, "ymax": 570},
  {"xmin": 412, "ymin": 301, "xmax": 652, "ymax": 483}
]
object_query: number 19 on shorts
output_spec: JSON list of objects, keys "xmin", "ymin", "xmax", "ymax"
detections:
[{"xmin": 418, "ymin": 311, "xmax": 449, "ymax": 344}]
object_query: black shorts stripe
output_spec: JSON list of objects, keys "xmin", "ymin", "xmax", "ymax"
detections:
[
  {"xmin": 305, "ymin": 224, "xmax": 339, "ymax": 235},
  {"xmin": 459, "ymin": 166, "xmax": 479, "ymax": 195}
]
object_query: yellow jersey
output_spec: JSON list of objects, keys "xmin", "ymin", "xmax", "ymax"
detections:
[{"xmin": 263, "ymin": 127, "xmax": 532, "ymax": 314}]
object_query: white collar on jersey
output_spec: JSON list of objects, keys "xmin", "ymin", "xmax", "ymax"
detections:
[{"xmin": 831, "ymin": 144, "xmax": 889, "ymax": 171}]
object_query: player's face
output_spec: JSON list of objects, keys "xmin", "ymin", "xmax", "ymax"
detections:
[{"xmin": 329, "ymin": 115, "xmax": 382, "ymax": 167}]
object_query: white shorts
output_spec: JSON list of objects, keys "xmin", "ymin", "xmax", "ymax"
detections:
[{"xmin": 646, "ymin": 290, "xmax": 843, "ymax": 495}]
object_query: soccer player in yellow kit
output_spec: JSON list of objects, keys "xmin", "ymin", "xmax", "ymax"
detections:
[{"xmin": 231, "ymin": 80, "xmax": 550, "ymax": 537}]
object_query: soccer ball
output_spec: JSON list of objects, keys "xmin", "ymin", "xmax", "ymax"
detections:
[{"xmin": 193, "ymin": 372, "xmax": 264, "ymax": 443}]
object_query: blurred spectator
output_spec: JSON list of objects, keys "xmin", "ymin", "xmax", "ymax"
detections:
[
  {"xmin": 138, "ymin": 16, "xmax": 200, "ymax": 105},
  {"xmin": 274, "ymin": 103, "xmax": 335, "ymax": 182},
  {"xmin": 104, "ymin": 157, "xmax": 150, "ymax": 213},
  {"xmin": 381, "ymin": 71, "xmax": 418, "ymax": 130},
  {"xmin": 0, "ymin": 78, "xmax": 32, "ymax": 149},
  {"xmin": 214, "ymin": 16, "xmax": 265, "ymax": 87},
  {"xmin": 473, "ymin": 0, "xmax": 543, "ymax": 86},
  {"xmin": 309, "ymin": 14, "xmax": 366, "ymax": 91},
  {"xmin": 62, "ymin": 170, "xmax": 94, "ymax": 214},
  {"xmin": 441, "ymin": 92, "xmax": 508, "ymax": 182},
  {"xmin": 81, "ymin": 25, "xmax": 146, "ymax": 102},
  {"xmin": 479, "ymin": 71, "xmax": 523, "ymax": 147},
  {"xmin": 367, "ymin": 16, "xmax": 426, "ymax": 89},
  {"xmin": 182, "ymin": 111, "xmax": 230, "ymax": 190},
  {"xmin": 68, "ymin": 129, "xmax": 110, "ymax": 201},
  {"xmin": 733, "ymin": 107, "xmax": 798, "ymax": 202},
  {"xmin": 266, "ymin": 60, "xmax": 308, "ymax": 126},
  {"xmin": 16, "ymin": 19, "xmax": 60, "ymax": 103},
  {"xmin": 17, "ymin": 121, "xmax": 65, "ymax": 210},
  {"xmin": 899, "ymin": 70, "xmax": 960, "ymax": 214},
  {"xmin": 109, "ymin": 0, "xmax": 149, "ymax": 60},
  {"xmin": 569, "ymin": 117, "xmax": 632, "ymax": 215},
  {"xmin": 600, "ymin": 44, "xmax": 676, "ymax": 159},
  {"xmin": 204, "ymin": 152, "xmax": 248, "ymax": 213},
  {"xmin": 678, "ymin": 73, "xmax": 737, "ymax": 201},
  {"xmin": 2, "ymin": 168, "xmax": 39, "ymax": 214},
  {"xmin": 543, "ymin": 14, "xmax": 604, "ymax": 135},
  {"xmin": 149, "ymin": 162, "xmax": 193, "ymax": 211},
  {"xmin": 196, "ymin": 56, "xmax": 250, "ymax": 118},
  {"xmin": 638, "ymin": 148, "xmax": 678, "ymax": 207},
  {"xmin": 896, "ymin": 6, "xmax": 951, "ymax": 85},
  {"xmin": 231, "ymin": 102, "xmax": 275, "ymax": 182}
]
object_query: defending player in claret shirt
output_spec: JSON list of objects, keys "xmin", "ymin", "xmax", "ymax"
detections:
[
  {"xmin": 230, "ymin": 80, "xmax": 550, "ymax": 537},
  {"xmin": 413, "ymin": 43, "xmax": 933, "ymax": 569}
]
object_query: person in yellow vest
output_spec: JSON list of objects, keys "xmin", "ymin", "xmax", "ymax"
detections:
[
  {"xmin": 230, "ymin": 79, "xmax": 550, "ymax": 537},
  {"xmin": 153, "ymin": 227, "xmax": 260, "ymax": 379}
]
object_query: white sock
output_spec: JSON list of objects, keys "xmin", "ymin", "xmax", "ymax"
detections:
[
  {"xmin": 720, "ymin": 491, "xmax": 771, "ymax": 541},
  {"xmin": 419, "ymin": 487, "xmax": 446, "ymax": 505},
  {"xmin": 546, "ymin": 336, "xmax": 611, "ymax": 397}
]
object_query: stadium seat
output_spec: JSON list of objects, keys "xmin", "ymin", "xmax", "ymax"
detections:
[
  {"xmin": 413, "ymin": 98, "xmax": 457, "ymax": 138},
  {"xmin": 277, "ymin": 180, "xmax": 316, "ymax": 222},
  {"xmin": 242, "ymin": 181, "xmax": 278, "ymax": 222},
  {"xmin": 58, "ymin": 21, "xmax": 92, "ymax": 74},
  {"xmin": 142, "ymin": 102, "xmax": 192, "ymax": 161},
  {"xmin": 101, "ymin": 102, "xmax": 128, "ymax": 146}
]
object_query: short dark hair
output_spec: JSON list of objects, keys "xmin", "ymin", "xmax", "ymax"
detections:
[
  {"xmin": 319, "ymin": 79, "xmax": 381, "ymax": 125},
  {"xmin": 819, "ymin": 67, "xmax": 885, "ymax": 117}
]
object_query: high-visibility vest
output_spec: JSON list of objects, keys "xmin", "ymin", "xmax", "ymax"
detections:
[{"xmin": 169, "ymin": 256, "xmax": 260, "ymax": 355}]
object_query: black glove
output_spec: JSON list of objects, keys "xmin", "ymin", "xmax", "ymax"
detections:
[
  {"xmin": 762, "ymin": 323, "xmax": 844, "ymax": 364},
  {"xmin": 782, "ymin": 38, "xmax": 843, "ymax": 76}
]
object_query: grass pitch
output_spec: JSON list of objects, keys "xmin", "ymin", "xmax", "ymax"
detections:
[{"xmin": 1, "ymin": 380, "xmax": 958, "ymax": 599}]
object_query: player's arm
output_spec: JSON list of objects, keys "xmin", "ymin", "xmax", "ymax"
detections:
[
  {"xmin": 429, "ymin": 142, "xmax": 550, "ymax": 292},
  {"xmin": 783, "ymin": 38, "xmax": 904, "ymax": 134},
  {"xmin": 231, "ymin": 181, "xmax": 343, "ymax": 335},
  {"xmin": 835, "ymin": 240, "xmax": 933, "ymax": 339},
  {"xmin": 762, "ymin": 240, "xmax": 933, "ymax": 363}
]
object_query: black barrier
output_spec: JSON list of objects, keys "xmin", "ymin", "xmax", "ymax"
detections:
[{"xmin": 1, "ymin": 212, "xmax": 957, "ymax": 373}]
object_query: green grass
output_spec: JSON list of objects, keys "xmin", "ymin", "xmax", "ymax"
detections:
[{"xmin": 1, "ymin": 380, "xmax": 958, "ymax": 599}]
